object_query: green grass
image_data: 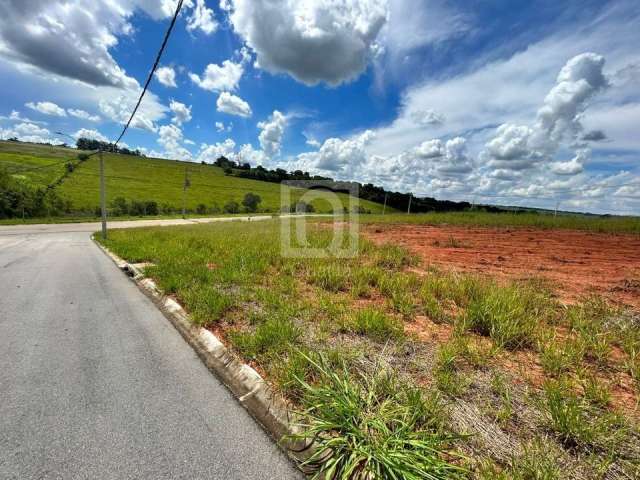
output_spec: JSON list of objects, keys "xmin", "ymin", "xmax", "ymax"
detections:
[
  {"xmin": 0, "ymin": 141, "xmax": 387, "ymax": 216},
  {"xmin": 97, "ymin": 218, "xmax": 639, "ymax": 477},
  {"xmin": 291, "ymin": 355, "xmax": 466, "ymax": 479},
  {"xmin": 360, "ymin": 211, "xmax": 640, "ymax": 234}
]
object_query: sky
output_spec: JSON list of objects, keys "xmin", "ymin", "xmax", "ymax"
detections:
[{"xmin": 0, "ymin": 0, "xmax": 639, "ymax": 214}]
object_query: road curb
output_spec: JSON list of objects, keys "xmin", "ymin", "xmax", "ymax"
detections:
[{"xmin": 93, "ymin": 238, "xmax": 310, "ymax": 469}]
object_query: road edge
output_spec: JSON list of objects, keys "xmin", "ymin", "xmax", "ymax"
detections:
[{"xmin": 92, "ymin": 238, "xmax": 311, "ymax": 469}]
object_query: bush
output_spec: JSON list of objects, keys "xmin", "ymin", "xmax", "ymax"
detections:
[
  {"xmin": 223, "ymin": 200, "xmax": 240, "ymax": 214},
  {"xmin": 291, "ymin": 355, "xmax": 466, "ymax": 479},
  {"xmin": 242, "ymin": 192, "xmax": 262, "ymax": 212},
  {"xmin": 0, "ymin": 168, "xmax": 68, "ymax": 218},
  {"xmin": 295, "ymin": 201, "xmax": 315, "ymax": 213},
  {"xmin": 196, "ymin": 203, "xmax": 208, "ymax": 215},
  {"xmin": 110, "ymin": 196, "xmax": 129, "ymax": 216},
  {"xmin": 77, "ymin": 153, "xmax": 89, "ymax": 161}
]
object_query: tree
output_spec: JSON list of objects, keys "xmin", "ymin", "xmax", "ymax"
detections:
[{"xmin": 242, "ymin": 192, "xmax": 262, "ymax": 212}]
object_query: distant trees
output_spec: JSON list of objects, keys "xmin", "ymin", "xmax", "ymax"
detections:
[
  {"xmin": 109, "ymin": 197, "xmax": 158, "ymax": 216},
  {"xmin": 0, "ymin": 168, "xmax": 71, "ymax": 219},
  {"xmin": 75, "ymin": 137, "xmax": 142, "ymax": 157}
]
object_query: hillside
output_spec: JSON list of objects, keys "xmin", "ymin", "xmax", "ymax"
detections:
[{"xmin": 0, "ymin": 141, "xmax": 387, "ymax": 217}]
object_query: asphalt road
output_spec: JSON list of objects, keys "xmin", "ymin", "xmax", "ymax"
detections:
[{"xmin": 0, "ymin": 221, "xmax": 300, "ymax": 479}]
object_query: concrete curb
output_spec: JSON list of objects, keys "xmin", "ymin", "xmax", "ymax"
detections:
[{"xmin": 93, "ymin": 239, "xmax": 311, "ymax": 469}]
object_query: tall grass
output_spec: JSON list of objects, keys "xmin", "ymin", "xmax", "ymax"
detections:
[{"xmin": 291, "ymin": 355, "xmax": 466, "ymax": 479}]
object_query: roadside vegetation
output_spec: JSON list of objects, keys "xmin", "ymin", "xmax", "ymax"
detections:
[{"xmin": 100, "ymin": 218, "xmax": 640, "ymax": 479}]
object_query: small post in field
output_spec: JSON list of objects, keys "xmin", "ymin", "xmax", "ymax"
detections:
[
  {"xmin": 382, "ymin": 192, "xmax": 387, "ymax": 215},
  {"xmin": 407, "ymin": 193, "xmax": 412, "ymax": 214},
  {"xmin": 99, "ymin": 149, "xmax": 107, "ymax": 240}
]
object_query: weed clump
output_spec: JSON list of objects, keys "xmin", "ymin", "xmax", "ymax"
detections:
[{"xmin": 291, "ymin": 355, "xmax": 466, "ymax": 479}]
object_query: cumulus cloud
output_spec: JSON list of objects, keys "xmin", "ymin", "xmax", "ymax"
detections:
[
  {"xmin": 99, "ymin": 92, "xmax": 166, "ymax": 133},
  {"xmin": 550, "ymin": 149, "xmax": 588, "ymax": 175},
  {"xmin": 226, "ymin": 0, "xmax": 388, "ymax": 86},
  {"xmin": 0, "ymin": 0, "xmax": 152, "ymax": 89},
  {"xmin": 485, "ymin": 53, "xmax": 608, "ymax": 171},
  {"xmin": 198, "ymin": 138, "xmax": 236, "ymax": 162},
  {"xmin": 68, "ymin": 109, "xmax": 101, "ymax": 122},
  {"xmin": 189, "ymin": 59, "xmax": 244, "ymax": 92},
  {"xmin": 215, "ymin": 121, "xmax": 232, "ymax": 132},
  {"xmin": 186, "ymin": 0, "xmax": 217, "ymax": 35},
  {"xmin": 155, "ymin": 66, "xmax": 178, "ymax": 87},
  {"xmin": 415, "ymin": 139, "xmax": 444, "ymax": 159},
  {"xmin": 297, "ymin": 130, "xmax": 374, "ymax": 172},
  {"xmin": 258, "ymin": 110, "xmax": 287, "ymax": 157},
  {"xmin": 25, "ymin": 101, "xmax": 66, "ymax": 117},
  {"xmin": 0, "ymin": 122, "xmax": 55, "ymax": 144},
  {"xmin": 169, "ymin": 100, "xmax": 192, "ymax": 125},
  {"xmin": 157, "ymin": 124, "xmax": 192, "ymax": 160},
  {"xmin": 0, "ymin": 110, "xmax": 47, "ymax": 125},
  {"xmin": 74, "ymin": 128, "xmax": 108, "ymax": 142},
  {"xmin": 216, "ymin": 92, "xmax": 252, "ymax": 118}
]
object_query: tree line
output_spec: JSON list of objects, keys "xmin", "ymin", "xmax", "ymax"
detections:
[
  {"xmin": 212, "ymin": 155, "xmax": 475, "ymax": 213},
  {"xmin": 75, "ymin": 138, "xmax": 143, "ymax": 157}
]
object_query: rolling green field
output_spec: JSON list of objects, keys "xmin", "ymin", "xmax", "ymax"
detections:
[{"xmin": 0, "ymin": 141, "xmax": 387, "ymax": 216}]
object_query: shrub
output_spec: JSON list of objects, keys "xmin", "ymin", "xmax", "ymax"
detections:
[
  {"xmin": 242, "ymin": 192, "xmax": 262, "ymax": 212},
  {"xmin": 77, "ymin": 153, "xmax": 89, "ymax": 161},
  {"xmin": 223, "ymin": 200, "xmax": 240, "ymax": 214},
  {"xmin": 295, "ymin": 201, "xmax": 315, "ymax": 213},
  {"xmin": 290, "ymin": 355, "xmax": 466, "ymax": 479},
  {"xmin": 110, "ymin": 196, "xmax": 129, "ymax": 216},
  {"xmin": 196, "ymin": 203, "xmax": 208, "ymax": 215}
]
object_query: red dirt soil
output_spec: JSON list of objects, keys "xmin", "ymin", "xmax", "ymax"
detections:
[{"xmin": 365, "ymin": 224, "xmax": 640, "ymax": 308}]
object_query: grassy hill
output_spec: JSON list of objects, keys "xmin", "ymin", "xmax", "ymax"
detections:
[{"xmin": 0, "ymin": 141, "xmax": 387, "ymax": 217}]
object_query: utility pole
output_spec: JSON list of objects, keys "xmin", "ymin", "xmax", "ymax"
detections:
[
  {"xmin": 554, "ymin": 199, "xmax": 560, "ymax": 218},
  {"xmin": 382, "ymin": 192, "xmax": 388, "ymax": 215},
  {"xmin": 182, "ymin": 165, "xmax": 190, "ymax": 219},
  {"xmin": 99, "ymin": 149, "xmax": 107, "ymax": 240},
  {"xmin": 407, "ymin": 193, "xmax": 412, "ymax": 214}
]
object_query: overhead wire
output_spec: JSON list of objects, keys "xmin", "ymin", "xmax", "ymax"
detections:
[{"xmin": 112, "ymin": 0, "xmax": 185, "ymax": 149}]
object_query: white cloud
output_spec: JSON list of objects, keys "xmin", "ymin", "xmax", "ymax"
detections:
[
  {"xmin": 189, "ymin": 60, "xmax": 244, "ymax": 92},
  {"xmin": 74, "ymin": 128, "xmax": 108, "ymax": 142},
  {"xmin": 197, "ymin": 138, "xmax": 236, "ymax": 162},
  {"xmin": 215, "ymin": 121, "xmax": 232, "ymax": 132},
  {"xmin": 415, "ymin": 139, "xmax": 444, "ymax": 159},
  {"xmin": 410, "ymin": 109, "xmax": 445, "ymax": 126},
  {"xmin": 484, "ymin": 52, "xmax": 608, "ymax": 171},
  {"xmin": 25, "ymin": 101, "xmax": 66, "ymax": 117},
  {"xmin": 297, "ymin": 130, "xmax": 374, "ymax": 172},
  {"xmin": 258, "ymin": 110, "xmax": 286, "ymax": 157},
  {"xmin": 169, "ymin": 100, "xmax": 192, "ymax": 125},
  {"xmin": 219, "ymin": 0, "xmax": 232, "ymax": 11},
  {"xmin": 0, "ymin": 110, "xmax": 47, "ymax": 125},
  {"xmin": 0, "ymin": 122, "xmax": 56, "ymax": 144},
  {"xmin": 155, "ymin": 66, "xmax": 178, "ymax": 88},
  {"xmin": 216, "ymin": 92, "xmax": 252, "ymax": 118},
  {"xmin": 68, "ymin": 109, "xmax": 101, "ymax": 122},
  {"xmin": 186, "ymin": 0, "xmax": 218, "ymax": 35},
  {"xmin": 226, "ymin": 0, "xmax": 388, "ymax": 86},
  {"xmin": 550, "ymin": 149, "xmax": 587, "ymax": 175},
  {"xmin": 99, "ymin": 91, "xmax": 166, "ymax": 133},
  {"xmin": 157, "ymin": 124, "xmax": 192, "ymax": 160}
]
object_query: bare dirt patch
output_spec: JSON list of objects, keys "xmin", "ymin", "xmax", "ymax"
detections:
[{"xmin": 365, "ymin": 224, "xmax": 640, "ymax": 308}]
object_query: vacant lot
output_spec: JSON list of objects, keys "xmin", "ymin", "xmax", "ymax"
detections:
[
  {"xmin": 365, "ymin": 224, "xmax": 640, "ymax": 307},
  {"xmin": 100, "ymin": 217, "xmax": 640, "ymax": 479}
]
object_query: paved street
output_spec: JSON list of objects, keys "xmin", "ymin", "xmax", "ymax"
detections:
[{"xmin": 0, "ymin": 221, "xmax": 299, "ymax": 479}]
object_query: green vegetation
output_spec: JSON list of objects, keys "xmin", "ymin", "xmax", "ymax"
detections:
[
  {"xmin": 291, "ymin": 355, "xmax": 465, "ymax": 479},
  {"xmin": 0, "ymin": 141, "xmax": 386, "ymax": 219},
  {"xmin": 359, "ymin": 211, "xmax": 640, "ymax": 234},
  {"xmin": 99, "ymin": 218, "xmax": 640, "ymax": 478}
]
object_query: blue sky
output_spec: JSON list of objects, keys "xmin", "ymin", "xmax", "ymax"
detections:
[{"xmin": 0, "ymin": 0, "xmax": 639, "ymax": 214}]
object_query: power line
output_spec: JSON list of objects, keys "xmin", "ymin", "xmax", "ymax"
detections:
[{"xmin": 112, "ymin": 0, "xmax": 185, "ymax": 148}]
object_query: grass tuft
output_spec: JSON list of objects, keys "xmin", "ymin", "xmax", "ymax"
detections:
[{"xmin": 291, "ymin": 354, "xmax": 466, "ymax": 479}]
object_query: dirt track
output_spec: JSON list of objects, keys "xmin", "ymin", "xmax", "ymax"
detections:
[{"xmin": 365, "ymin": 224, "xmax": 640, "ymax": 308}]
